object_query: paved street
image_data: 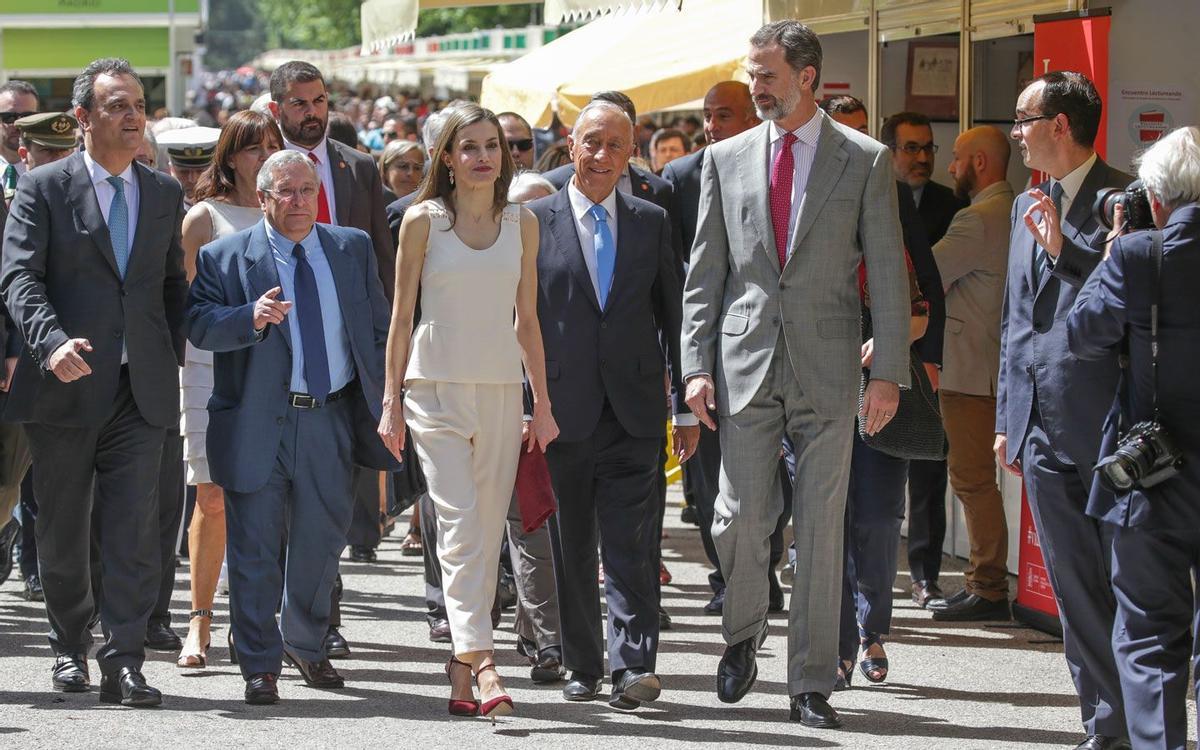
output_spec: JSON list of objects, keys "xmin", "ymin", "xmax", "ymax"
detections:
[{"xmin": 0, "ymin": 485, "xmax": 1189, "ymax": 749}]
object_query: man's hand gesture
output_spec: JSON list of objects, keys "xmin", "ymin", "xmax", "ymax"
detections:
[
  {"xmin": 49, "ymin": 338, "xmax": 93, "ymax": 383},
  {"xmin": 253, "ymin": 286, "xmax": 293, "ymax": 331}
]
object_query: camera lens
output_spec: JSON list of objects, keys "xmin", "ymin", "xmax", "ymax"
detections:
[
  {"xmin": 1097, "ymin": 454, "xmax": 1136, "ymax": 492},
  {"xmin": 1092, "ymin": 188, "xmax": 1125, "ymax": 231}
]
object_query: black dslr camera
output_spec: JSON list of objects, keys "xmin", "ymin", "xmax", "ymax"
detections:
[
  {"xmin": 1094, "ymin": 179, "xmax": 1155, "ymax": 232},
  {"xmin": 1095, "ymin": 420, "xmax": 1183, "ymax": 493}
]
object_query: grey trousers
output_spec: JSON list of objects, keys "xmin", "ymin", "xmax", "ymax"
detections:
[
  {"xmin": 714, "ymin": 342, "xmax": 854, "ymax": 697},
  {"xmin": 506, "ymin": 490, "xmax": 561, "ymax": 650}
]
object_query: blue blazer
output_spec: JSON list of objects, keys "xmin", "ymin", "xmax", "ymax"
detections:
[
  {"xmin": 1068, "ymin": 204, "xmax": 1200, "ymax": 529},
  {"xmin": 996, "ymin": 157, "xmax": 1131, "ymax": 466},
  {"xmin": 185, "ymin": 220, "xmax": 398, "ymax": 493}
]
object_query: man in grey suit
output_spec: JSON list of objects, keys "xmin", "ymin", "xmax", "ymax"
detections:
[
  {"xmin": 186, "ymin": 150, "xmax": 395, "ymax": 704},
  {"xmin": 681, "ymin": 22, "xmax": 909, "ymax": 728},
  {"xmin": 0, "ymin": 58, "xmax": 187, "ymax": 707}
]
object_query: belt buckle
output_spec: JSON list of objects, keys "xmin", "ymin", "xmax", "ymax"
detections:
[{"xmin": 290, "ymin": 393, "xmax": 318, "ymax": 409}]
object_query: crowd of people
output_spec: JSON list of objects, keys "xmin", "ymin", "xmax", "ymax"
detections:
[{"xmin": 1, "ymin": 17, "xmax": 1199, "ymax": 750}]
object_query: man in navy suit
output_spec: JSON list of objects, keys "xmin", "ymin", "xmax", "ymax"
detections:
[
  {"xmin": 186, "ymin": 150, "xmax": 395, "ymax": 705},
  {"xmin": 988, "ymin": 71, "xmax": 1131, "ymax": 750},
  {"xmin": 530, "ymin": 99, "xmax": 698, "ymax": 711},
  {"xmin": 1068, "ymin": 125, "xmax": 1200, "ymax": 750}
]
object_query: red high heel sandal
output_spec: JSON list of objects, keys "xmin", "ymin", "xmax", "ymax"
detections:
[
  {"xmin": 475, "ymin": 663, "xmax": 514, "ymax": 722},
  {"xmin": 445, "ymin": 656, "xmax": 479, "ymax": 717}
]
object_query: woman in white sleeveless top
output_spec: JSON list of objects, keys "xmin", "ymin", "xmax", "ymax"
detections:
[
  {"xmin": 177, "ymin": 111, "xmax": 282, "ymax": 669},
  {"xmin": 379, "ymin": 105, "xmax": 558, "ymax": 719}
]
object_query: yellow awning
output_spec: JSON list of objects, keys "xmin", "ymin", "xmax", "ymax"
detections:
[
  {"xmin": 360, "ymin": 0, "xmax": 530, "ymax": 51},
  {"xmin": 480, "ymin": 0, "xmax": 760, "ymax": 128}
]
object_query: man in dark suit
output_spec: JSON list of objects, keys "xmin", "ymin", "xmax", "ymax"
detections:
[
  {"xmin": 989, "ymin": 71, "xmax": 1131, "ymax": 750},
  {"xmin": 270, "ymin": 60, "xmax": 396, "ymax": 657},
  {"xmin": 0, "ymin": 58, "xmax": 187, "ymax": 707},
  {"xmin": 882, "ymin": 109, "xmax": 966, "ymax": 607},
  {"xmin": 186, "ymin": 150, "xmax": 395, "ymax": 704},
  {"xmin": 1067, "ymin": 125, "xmax": 1200, "ymax": 750},
  {"xmin": 530, "ymin": 100, "xmax": 698, "ymax": 710}
]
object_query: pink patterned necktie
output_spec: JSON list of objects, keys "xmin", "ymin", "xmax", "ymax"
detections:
[{"xmin": 770, "ymin": 131, "xmax": 798, "ymax": 271}]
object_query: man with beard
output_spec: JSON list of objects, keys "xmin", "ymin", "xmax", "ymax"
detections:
[
  {"xmin": 924, "ymin": 126, "xmax": 1015, "ymax": 621},
  {"xmin": 268, "ymin": 60, "xmax": 396, "ymax": 660},
  {"xmin": 682, "ymin": 21, "xmax": 908, "ymax": 728},
  {"xmin": 0, "ymin": 80, "xmax": 38, "ymax": 207}
]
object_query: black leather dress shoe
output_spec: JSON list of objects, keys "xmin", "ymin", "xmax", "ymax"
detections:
[
  {"xmin": 144, "ymin": 622, "xmax": 183, "ymax": 652},
  {"xmin": 658, "ymin": 606, "xmax": 673, "ymax": 631},
  {"xmin": 99, "ymin": 667, "xmax": 162, "ymax": 707},
  {"xmin": 925, "ymin": 587, "xmax": 971, "ymax": 611},
  {"xmin": 348, "ymin": 545, "xmax": 377, "ymax": 563},
  {"xmin": 563, "ymin": 672, "xmax": 602, "ymax": 701},
  {"xmin": 498, "ymin": 573, "xmax": 518, "ymax": 610},
  {"xmin": 704, "ymin": 589, "xmax": 725, "ymax": 615},
  {"xmin": 245, "ymin": 673, "xmax": 280, "ymax": 705},
  {"xmin": 680, "ymin": 504, "xmax": 699, "ymax": 526},
  {"xmin": 531, "ymin": 646, "xmax": 567, "ymax": 684},
  {"xmin": 324, "ymin": 626, "xmax": 351, "ymax": 659},
  {"xmin": 768, "ymin": 573, "xmax": 785, "ymax": 613},
  {"xmin": 790, "ymin": 692, "xmax": 841, "ymax": 728},
  {"xmin": 428, "ymin": 619, "xmax": 452, "ymax": 643},
  {"xmin": 1075, "ymin": 736, "xmax": 1131, "ymax": 750},
  {"xmin": 717, "ymin": 622, "xmax": 768, "ymax": 703},
  {"xmin": 51, "ymin": 653, "xmax": 90, "ymax": 693},
  {"xmin": 930, "ymin": 593, "xmax": 1012, "ymax": 622},
  {"xmin": 911, "ymin": 579, "xmax": 944, "ymax": 608},
  {"xmin": 0, "ymin": 518, "xmax": 17, "ymax": 585},
  {"xmin": 610, "ymin": 668, "xmax": 661, "ymax": 709},
  {"xmin": 283, "ymin": 647, "xmax": 345, "ymax": 688},
  {"xmin": 23, "ymin": 574, "xmax": 44, "ymax": 602}
]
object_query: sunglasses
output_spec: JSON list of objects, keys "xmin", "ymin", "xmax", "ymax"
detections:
[
  {"xmin": 509, "ymin": 138, "xmax": 534, "ymax": 152},
  {"xmin": 0, "ymin": 111, "xmax": 37, "ymax": 125}
]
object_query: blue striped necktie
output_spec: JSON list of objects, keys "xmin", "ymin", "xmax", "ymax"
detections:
[{"xmin": 105, "ymin": 175, "xmax": 130, "ymax": 279}]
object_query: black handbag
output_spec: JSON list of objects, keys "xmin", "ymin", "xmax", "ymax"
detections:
[{"xmin": 386, "ymin": 427, "xmax": 427, "ymax": 517}]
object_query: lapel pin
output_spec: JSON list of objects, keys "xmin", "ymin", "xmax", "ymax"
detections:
[
  {"xmin": 640, "ymin": 182, "xmax": 649, "ymax": 191},
  {"xmin": 339, "ymin": 161, "xmax": 347, "ymax": 169}
]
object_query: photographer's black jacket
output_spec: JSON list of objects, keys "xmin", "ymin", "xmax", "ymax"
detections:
[{"xmin": 1068, "ymin": 203, "xmax": 1200, "ymax": 528}]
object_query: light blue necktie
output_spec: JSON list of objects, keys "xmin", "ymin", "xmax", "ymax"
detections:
[
  {"xmin": 105, "ymin": 175, "xmax": 130, "ymax": 279},
  {"xmin": 589, "ymin": 203, "xmax": 615, "ymax": 308}
]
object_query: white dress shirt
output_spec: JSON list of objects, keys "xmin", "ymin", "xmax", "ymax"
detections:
[
  {"xmin": 768, "ymin": 110, "xmax": 822, "ymax": 258},
  {"xmin": 284, "ymin": 135, "xmax": 339, "ymax": 225},
  {"xmin": 83, "ymin": 150, "xmax": 140, "ymax": 364},
  {"xmin": 1051, "ymin": 151, "xmax": 1097, "ymax": 228}
]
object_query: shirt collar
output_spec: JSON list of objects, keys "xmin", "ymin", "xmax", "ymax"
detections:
[
  {"xmin": 769, "ymin": 109, "xmax": 822, "ymax": 148},
  {"xmin": 971, "ymin": 180, "xmax": 1009, "ymax": 205},
  {"xmin": 265, "ymin": 219, "xmax": 320, "ymax": 261},
  {"xmin": 567, "ymin": 177, "xmax": 619, "ymax": 224},
  {"xmin": 1053, "ymin": 151, "xmax": 1098, "ymax": 206},
  {"xmin": 284, "ymin": 136, "xmax": 329, "ymax": 163},
  {"xmin": 82, "ymin": 149, "xmax": 136, "ymax": 189}
]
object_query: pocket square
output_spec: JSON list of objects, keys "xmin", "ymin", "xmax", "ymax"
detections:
[{"xmin": 514, "ymin": 446, "xmax": 556, "ymax": 533}]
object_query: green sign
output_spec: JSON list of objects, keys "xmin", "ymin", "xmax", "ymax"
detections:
[
  {"xmin": 0, "ymin": 0, "xmax": 199, "ymax": 13},
  {"xmin": 3, "ymin": 27, "xmax": 169, "ymax": 70}
]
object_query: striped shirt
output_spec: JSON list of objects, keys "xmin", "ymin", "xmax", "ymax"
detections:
[{"xmin": 769, "ymin": 110, "xmax": 822, "ymax": 260}]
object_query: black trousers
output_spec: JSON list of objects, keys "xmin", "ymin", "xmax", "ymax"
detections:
[
  {"xmin": 906, "ymin": 457, "xmax": 948, "ymax": 583},
  {"xmin": 25, "ymin": 371, "xmax": 165, "ymax": 674},
  {"xmin": 547, "ymin": 403, "xmax": 660, "ymax": 679},
  {"xmin": 347, "ymin": 466, "xmax": 383, "ymax": 548},
  {"xmin": 17, "ymin": 470, "xmax": 37, "ymax": 579},
  {"xmin": 151, "ymin": 432, "xmax": 185, "ymax": 627}
]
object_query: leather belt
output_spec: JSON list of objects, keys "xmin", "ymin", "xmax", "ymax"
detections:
[{"xmin": 288, "ymin": 380, "xmax": 357, "ymax": 409}]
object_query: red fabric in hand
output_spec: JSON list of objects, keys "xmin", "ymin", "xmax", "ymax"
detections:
[{"xmin": 515, "ymin": 446, "xmax": 556, "ymax": 533}]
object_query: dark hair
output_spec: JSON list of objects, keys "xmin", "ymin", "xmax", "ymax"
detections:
[
  {"xmin": 590, "ymin": 91, "xmax": 636, "ymax": 123},
  {"xmin": 269, "ymin": 61, "xmax": 325, "ymax": 103},
  {"xmin": 1033, "ymin": 70, "xmax": 1103, "ymax": 147},
  {"xmin": 72, "ymin": 58, "xmax": 141, "ymax": 111},
  {"xmin": 414, "ymin": 104, "xmax": 514, "ymax": 228},
  {"xmin": 820, "ymin": 94, "xmax": 866, "ymax": 117},
  {"xmin": 496, "ymin": 111, "xmax": 533, "ymax": 137},
  {"xmin": 0, "ymin": 79, "xmax": 38, "ymax": 105},
  {"xmin": 326, "ymin": 112, "xmax": 359, "ymax": 149},
  {"xmin": 534, "ymin": 141, "xmax": 572, "ymax": 172},
  {"xmin": 651, "ymin": 127, "xmax": 688, "ymax": 153},
  {"xmin": 683, "ymin": 115, "xmax": 701, "ymax": 129},
  {"xmin": 880, "ymin": 111, "xmax": 932, "ymax": 147},
  {"xmin": 750, "ymin": 21, "xmax": 822, "ymax": 91},
  {"xmin": 193, "ymin": 110, "xmax": 283, "ymax": 203}
]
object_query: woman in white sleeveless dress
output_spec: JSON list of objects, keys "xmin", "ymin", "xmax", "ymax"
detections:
[
  {"xmin": 176, "ymin": 110, "xmax": 283, "ymax": 668},
  {"xmin": 379, "ymin": 105, "xmax": 558, "ymax": 719}
]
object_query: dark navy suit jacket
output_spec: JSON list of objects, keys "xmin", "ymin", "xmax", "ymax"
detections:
[
  {"xmin": 529, "ymin": 188, "xmax": 686, "ymax": 442},
  {"xmin": 996, "ymin": 157, "xmax": 1132, "ymax": 466},
  {"xmin": 1068, "ymin": 204, "xmax": 1200, "ymax": 529},
  {"xmin": 185, "ymin": 220, "xmax": 398, "ymax": 493}
]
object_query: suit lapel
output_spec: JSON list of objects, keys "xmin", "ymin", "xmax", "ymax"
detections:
[
  {"xmin": 611, "ymin": 192, "xmax": 637, "ymax": 310},
  {"xmin": 549, "ymin": 190, "xmax": 601, "ymax": 314},
  {"xmin": 735, "ymin": 124, "xmax": 777, "ymax": 273},
  {"xmin": 317, "ymin": 224, "xmax": 362, "ymax": 355},
  {"xmin": 128, "ymin": 162, "xmax": 159, "ymax": 275},
  {"xmin": 64, "ymin": 155, "xmax": 121, "ymax": 278},
  {"xmin": 1063, "ymin": 158, "xmax": 1109, "ymax": 246},
  {"xmin": 628, "ymin": 165, "xmax": 653, "ymax": 202},
  {"xmin": 790, "ymin": 114, "xmax": 848, "ymax": 257},
  {"xmin": 244, "ymin": 221, "xmax": 291, "ymax": 349},
  {"xmin": 326, "ymin": 140, "xmax": 353, "ymax": 227}
]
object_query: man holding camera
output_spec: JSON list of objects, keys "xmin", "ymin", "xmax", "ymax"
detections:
[
  {"xmin": 995, "ymin": 71, "xmax": 1132, "ymax": 750},
  {"xmin": 1068, "ymin": 125, "xmax": 1200, "ymax": 750}
]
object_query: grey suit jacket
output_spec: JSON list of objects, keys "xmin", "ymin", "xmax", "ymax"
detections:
[
  {"xmin": 681, "ymin": 113, "xmax": 910, "ymax": 420},
  {"xmin": 934, "ymin": 180, "xmax": 1015, "ymax": 396},
  {"xmin": 185, "ymin": 220, "xmax": 398, "ymax": 493},
  {"xmin": 1, "ymin": 151, "xmax": 187, "ymax": 428},
  {"xmin": 326, "ymin": 138, "xmax": 396, "ymax": 301}
]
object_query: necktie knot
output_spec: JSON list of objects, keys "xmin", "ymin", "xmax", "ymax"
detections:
[
  {"xmin": 292, "ymin": 243, "xmax": 306, "ymax": 260},
  {"xmin": 106, "ymin": 175, "xmax": 124, "ymax": 192},
  {"xmin": 1050, "ymin": 181, "xmax": 1064, "ymax": 213},
  {"xmin": 781, "ymin": 132, "xmax": 799, "ymax": 149},
  {"xmin": 588, "ymin": 203, "xmax": 608, "ymax": 223},
  {"xmin": 307, "ymin": 151, "xmax": 320, "ymax": 165}
]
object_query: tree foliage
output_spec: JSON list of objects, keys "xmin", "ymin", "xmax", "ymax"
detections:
[
  {"xmin": 205, "ymin": 0, "xmax": 268, "ymax": 70},
  {"xmin": 416, "ymin": 5, "xmax": 540, "ymax": 37},
  {"xmin": 257, "ymin": 0, "xmax": 365, "ymax": 50}
]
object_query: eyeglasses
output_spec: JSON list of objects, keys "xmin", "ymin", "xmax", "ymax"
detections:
[
  {"xmin": 390, "ymin": 161, "xmax": 424, "ymax": 174},
  {"xmin": 0, "ymin": 111, "xmax": 37, "ymax": 125},
  {"xmin": 1012, "ymin": 113, "xmax": 1057, "ymax": 128},
  {"xmin": 264, "ymin": 186, "xmax": 319, "ymax": 202},
  {"xmin": 894, "ymin": 142, "xmax": 938, "ymax": 156},
  {"xmin": 509, "ymin": 139, "xmax": 534, "ymax": 152}
]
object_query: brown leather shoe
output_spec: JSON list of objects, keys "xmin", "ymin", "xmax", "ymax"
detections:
[
  {"xmin": 283, "ymin": 647, "xmax": 345, "ymax": 689},
  {"xmin": 911, "ymin": 579, "xmax": 945, "ymax": 608}
]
